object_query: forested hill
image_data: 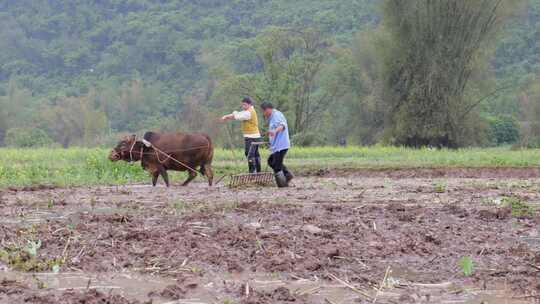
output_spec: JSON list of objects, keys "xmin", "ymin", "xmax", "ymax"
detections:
[
  {"xmin": 0, "ymin": 0, "xmax": 539, "ymax": 148},
  {"xmin": 0, "ymin": 0, "xmax": 378, "ymax": 96}
]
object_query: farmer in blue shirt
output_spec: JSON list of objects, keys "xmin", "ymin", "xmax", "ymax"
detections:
[{"xmin": 260, "ymin": 102, "xmax": 293, "ymax": 187}]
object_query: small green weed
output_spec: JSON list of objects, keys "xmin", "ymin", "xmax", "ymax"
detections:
[
  {"xmin": 502, "ymin": 196, "xmax": 532, "ymax": 218},
  {"xmin": 0, "ymin": 244, "xmax": 62, "ymax": 272},
  {"xmin": 24, "ymin": 240, "xmax": 41, "ymax": 257},
  {"xmin": 189, "ymin": 266, "xmax": 203, "ymax": 275},
  {"xmin": 459, "ymin": 256, "xmax": 474, "ymax": 276},
  {"xmin": 433, "ymin": 181, "xmax": 447, "ymax": 193},
  {"xmin": 32, "ymin": 275, "xmax": 47, "ymax": 289},
  {"xmin": 172, "ymin": 201, "xmax": 187, "ymax": 215},
  {"xmin": 90, "ymin": 198, "xmax": 97, "ymax": 209}
]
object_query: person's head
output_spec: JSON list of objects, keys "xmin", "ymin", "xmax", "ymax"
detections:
[
  {"xmin": 241, "ymin": 97, "xmax": 252, "ymax": 110},
  {"xmin": 260, "ymin": 102, "xmax": 274, "ymax": 118}
]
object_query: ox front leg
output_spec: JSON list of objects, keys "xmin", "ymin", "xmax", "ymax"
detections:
[
  {"xmin": 160, "ymin": 169, "xmax": 170, "ymax": 187},
  {"xmin": 204, "ymin": 165, "xmax": 214, "ymax": 187},
  {"xmin": 182, "ymin": 171, "xmax": 197, "ymax": 187},
  {"xmin": 152, "ymin": 172, "xmax": 159, "ymax": 187}
]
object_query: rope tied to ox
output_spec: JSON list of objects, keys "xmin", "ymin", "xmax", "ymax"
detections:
[
  {"xmin": 141, "ymin": 139, "xmax": 202, "ymax": 176},
  {"xmin": 128, "ymin": 139, "xmax": 143, "ymax": 162}
]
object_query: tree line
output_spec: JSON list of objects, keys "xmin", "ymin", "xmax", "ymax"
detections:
[{"xmin": 0, "ymin": 0, "xmax": 539, "ymax": 148}]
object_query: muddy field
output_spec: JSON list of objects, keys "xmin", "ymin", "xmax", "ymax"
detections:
[{"xmin": 1, "ymin": 169, "xmax": 539, "ymax": 303}]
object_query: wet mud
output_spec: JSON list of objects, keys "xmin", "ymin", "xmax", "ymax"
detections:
[{"xmin": 1, "ymin": 170, "xmax": 539, "ymax": 303}]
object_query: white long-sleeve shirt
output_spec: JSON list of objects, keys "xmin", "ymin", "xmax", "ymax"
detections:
[
  {"xmin": 231, "ymin": 110, "xmax": 261, "ymax": 138},
  {"xmin": 232, "ymin": 110, "xmax": 251, "ymax": 121}
]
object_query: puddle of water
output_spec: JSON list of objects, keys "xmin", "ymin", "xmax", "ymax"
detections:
[
  {"xmin": 0, "ymin": 207, "xmax": 135, "ymax": 225},
  {"xmin": 0, "ymin": 212, "xmax": 64, "ymax": 225},
  {"xmin": 0, "ymin": 271, "xmax": 175, "ymax": 303},
  {"xmin": 521, "ymin": 236, "xmax": 540, "ymax": 248},
  {"xmin": 465, "ymin": 294, "xmax": 533, "ymax": 304},
  {"xmin": 220, "ymin": 272, "xmax": 360, "ymax": 303},
  {"xmin": 370, "ymin": 268, "xmax": 534, "ymax": 304},
  {"xmin": 0, "ymin": 270, "xmax": 534, "ymax": 304}
]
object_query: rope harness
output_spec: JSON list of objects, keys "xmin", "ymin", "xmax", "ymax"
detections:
[
  {"xmin": 139, "ymin": 137, "xmax": 211, "ymax": 178},
  {"xmin": 123, "ymin": 137, "xmax": 210, "ymax": 159},
  {"xmin": 128, "ymin": 139, "xmax": 143, "ymax": 163},
  {"xmin": 116, "ymin": 135, "xmax": 215, "ymax": 184}
]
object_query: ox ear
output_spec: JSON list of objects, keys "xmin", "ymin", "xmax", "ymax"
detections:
[
  {"xmin": 120, "ymin": 134, "xmax": 136, "ymax": 143},
  {"xmin": 123, "ymin": 134, "xmax": 136, "ymax": 143}
]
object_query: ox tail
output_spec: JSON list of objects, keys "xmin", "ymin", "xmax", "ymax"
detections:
[
  {"xmin": 200, "ymin": 134, "xmax": 213, "ymax": 177},
  {"xmin": 204, "ymin": 134, "xmax": 214, "ymax": 164}
]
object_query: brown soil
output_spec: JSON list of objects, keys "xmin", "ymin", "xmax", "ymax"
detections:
[
  {"xmin": 1, "ymin": 171, "xmax": 539, "ymax": 303},
  {"xmin": 0, "ymin": 280, "xmax": 144, "ymax": 304},
  {"xmin": 312, "ymin": 167, "xmax": 540, "ymax": 179}
]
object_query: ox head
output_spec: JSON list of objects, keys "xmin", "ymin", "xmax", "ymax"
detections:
[{"xmin": 109, "ymin": 134, "xmax": 137, "ymax": 162}]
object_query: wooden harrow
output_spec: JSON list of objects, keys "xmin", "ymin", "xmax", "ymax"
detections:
[{"xmin": 227, "ymin": 141, "xmax": 275, "ymax": 188}]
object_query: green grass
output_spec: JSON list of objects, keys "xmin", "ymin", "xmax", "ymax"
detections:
[
  {"xmin": 502, "ymin": 196, "xmax": 533, "ymax": 218},
  {"xmin": 0, "ymin": 146, "xmax": 539, "ymax": 187}
]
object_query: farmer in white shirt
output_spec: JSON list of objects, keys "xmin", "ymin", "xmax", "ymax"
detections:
[{"xmin": 221, "ymin": 97, "xmax": 262, "ymax": 173}]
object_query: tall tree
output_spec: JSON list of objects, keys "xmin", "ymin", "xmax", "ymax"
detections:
[
  {"xmin": 0, "ymin": 80, "xmax": 34, "ymax": 145},
  {"xmin": 518, "ymin": 80, "xmax": 540, "ymax": 147},
  {"xmin": 212, "ymin": 27, "xmax": 334, "ymax": 137},
  {"xmin": 381, "ymin": 0, "xmax": 519, "ymax": 147}
]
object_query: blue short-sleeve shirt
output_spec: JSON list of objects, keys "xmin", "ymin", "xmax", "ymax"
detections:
[{"xmin": 268, "ymin": 110, "xmax": 291, "ymax": 153}]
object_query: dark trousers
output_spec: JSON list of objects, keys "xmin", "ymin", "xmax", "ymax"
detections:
[
  {"xmin": 268, "ymin": 149, "xmax": 289, "ymax": 174},
  {"xmin": 244, "ymin": 137, "xmax": 261, "ymax": 173}
]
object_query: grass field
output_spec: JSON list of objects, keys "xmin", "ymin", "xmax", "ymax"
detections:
[{"xmin": 1, "ymin": 146, "xmax": 540, "ymax": 187}]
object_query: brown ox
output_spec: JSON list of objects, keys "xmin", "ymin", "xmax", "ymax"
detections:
[{"xmin": 109, "ymin": 132, "xmax": 214, "ymax": 187}]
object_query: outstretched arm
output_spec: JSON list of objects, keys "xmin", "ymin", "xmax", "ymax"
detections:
[
  {"xmin": 221, "ymin": 110, "xmax": 251, "ymax": 122},
  {"xmin": 221, "ymin": 114, "xmax": 235, "ymax": 122}
]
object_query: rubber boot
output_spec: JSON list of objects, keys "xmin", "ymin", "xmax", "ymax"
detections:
[
  {"xmin": 284, "ymin": 169, "xmax": 294, "ymax": 183},
  {"xmin": 275, "ymin": 171, "xmax": 288, "ymax": 188}
]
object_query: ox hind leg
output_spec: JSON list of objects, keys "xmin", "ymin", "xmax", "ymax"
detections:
[
  {"xmin": 182, "ymin": 170, "xmax": 197, "ymax": 186},
  {"xmin": 145, "ymin": 163, "xmax": 160, "ymax": 187},
  {"xmin": 160, "ymin": 169, "xmax": 170, "ymax": 187},
  {"xmin": 202, "ymin": 164, "xmax": 214, "ymax": 186}
]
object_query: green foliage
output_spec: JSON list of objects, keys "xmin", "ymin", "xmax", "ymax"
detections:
[
  {"xmin": 0, "ymin": 0, "xmax": 535, "ymax": 147},
  {"xmin": 378, "ymin": 0, "xmax": 519, "ymax": 148},
  {"xmin": 433, "ymin": 181, "xmax": 447, "ymax": 194},
  {"xmin": 1, "ymin": 146, "xmax": 540, "ymax": 188},
  {"xmin": 502, "ymin": 196, "xmax": 532, "ymax": 218},
  {"xmin": 459, "ymin": 256, "xmax": 474, "ymax": 277},
  {"xmin": 494, "ymin": 0, "xmax": 540, "ymax": 82},
  {"xmin": 4, "ymin": 128, "xmax": 53, "ymax": 148},
  {"xmin": 211, "ymin": 27, "xmax": 335, "ymax": 139},
  {"xmin": 326, "ymin": 30, "xmax": 389, "ymax": 145},
  {"xmin": 487, "ymin": 115, "xmax": 520, "ymax": 145},
  {"xmin": 24, "ymin": 240, "xmax": 41, "ymax": 258},
  {"xmin": 0, "ymin": 239, "xmax": 62, "ymax": 272},
  {"xmin": 517, "ymin": 80, "xmax": 540, "ymax": 148},
  {"xmin": 292, "ymin": 132, "xmax": 327, "ymax": 147}
]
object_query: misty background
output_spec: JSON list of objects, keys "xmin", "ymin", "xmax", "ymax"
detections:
[{"xmin": 0, "ymin": 0, "xmax": 538, "ymax": 148}]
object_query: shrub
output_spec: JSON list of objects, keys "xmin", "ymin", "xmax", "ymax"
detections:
[
  {"xmin": 487, "ymin": 116, "xmax": 520, "ymax": 146},
  {"xmin": 4, "ymin": 128, "xmax": 54, "ymax": 148},
  {"xmin": 292, "ymin": 132, "xmax": 327, "ymax": 147}
]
